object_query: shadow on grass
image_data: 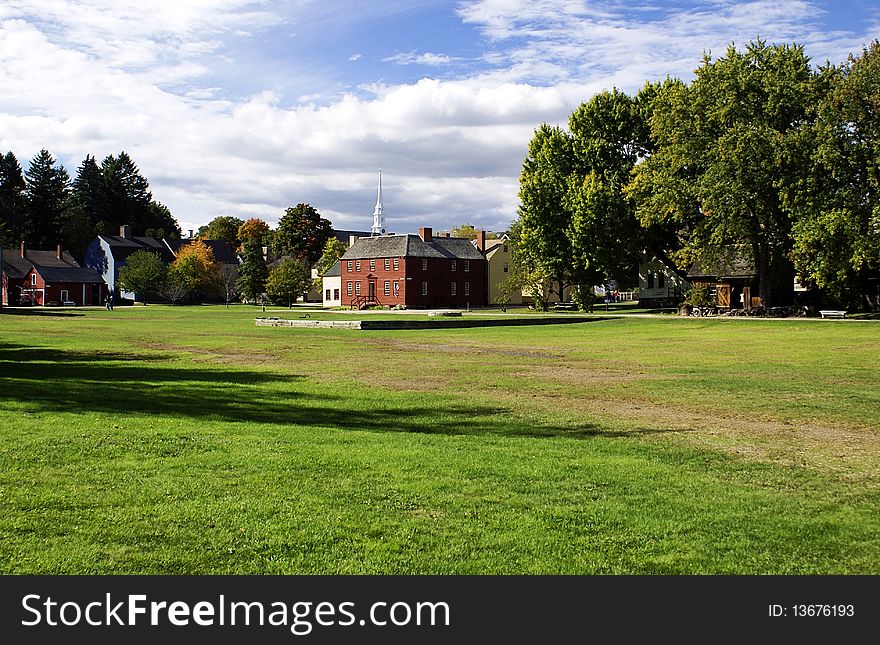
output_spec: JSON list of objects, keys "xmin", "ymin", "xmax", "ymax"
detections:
[
  {"xmin": 0, "ymin": 342, "xmax": 673, "ymax": 440},
  {"xmin": 0, "ymin": 309, "xmax": 85, "ymax": 317}
]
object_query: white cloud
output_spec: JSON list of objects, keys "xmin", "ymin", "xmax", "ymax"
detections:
[
  {"xmin": 0, "ymin": 1, "xmax": 876, "ymax": 238},
  {"xmin": 383, "ymin": 51, "xmax": 454, "ymax": 66},
  {"xmin": 348, "ymin": 53, "xmax": 362, "ymax": 61}
]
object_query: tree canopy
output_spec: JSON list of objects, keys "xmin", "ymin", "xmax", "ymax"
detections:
[
  {"xmin": 169, "ymin": 240, "xmax": 220, "ymax": 300},
  {"xmin": 266, "ymin": 258, "xmax": 310, "ymax": 308},
  {"xmin": 274, "ymin": 203, "xmax": 333, "ymax": 266},
  {"xmin": 202, "ymin": 215, "xmax": 244, "ymax": 250},
  {"xmin": 117, "ymin": 250, "xmax": 166, "ymax": 304},
  {"xmin": 519, "ymin": 38, "xmax": 880, "ymax": 310}
]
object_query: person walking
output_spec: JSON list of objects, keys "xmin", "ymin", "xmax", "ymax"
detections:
[{"xmin": 106, "ymin": 293, "xmax": 114, "ymax": 311}]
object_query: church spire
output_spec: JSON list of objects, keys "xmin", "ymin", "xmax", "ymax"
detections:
[{"xmin": 371, "ymin": 169, "xmax": 385, "ymax": 235}]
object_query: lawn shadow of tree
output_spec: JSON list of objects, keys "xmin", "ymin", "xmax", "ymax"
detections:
[{"xmin": 0, "ymin": 342, "xmax": 668, "ymax": 440}]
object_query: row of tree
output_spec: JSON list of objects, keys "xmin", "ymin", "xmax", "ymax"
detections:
[
  {"xmin": 197, "ymin": 203, "xmax": 334, "ymax": 266},
  {"xmin": 118, "ymin": 227, "xmax": 342, "ymax": 308},
  {"xmin": 0, "ymin": 149, "xmax": 181, "ymax": 260},
  {"xmin": 513, "ymin": 39, "xmax": 880, "ymax": 310}
]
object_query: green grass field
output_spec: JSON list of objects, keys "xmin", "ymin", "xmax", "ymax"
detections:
[{"xmin": 1, "ymin": 305, "xmax": 877, "ymax": 573}]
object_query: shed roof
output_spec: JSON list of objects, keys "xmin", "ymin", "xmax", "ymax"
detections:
[
  {"xmin": 687, "ymin": 246, "xmax": 756, "ymax": 280},
  {"xmin": 323, "ymin": 260, "xmax": 341, "ymax": 277}
]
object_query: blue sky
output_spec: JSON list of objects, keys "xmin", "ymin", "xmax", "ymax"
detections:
[{"xmin": 1, "ymin": 1, "xmax": 877, "ymax": 235}]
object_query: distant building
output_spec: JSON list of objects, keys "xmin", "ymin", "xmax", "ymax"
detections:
[
  {"xmin": 639, "ymin": 253, "xmax": 690, "ymax": 307},
  {"xmin": 340, "ymin": 227, "xmax": 487, "ymax": 309},
  {"xmin": 84, "ymin": 225, "xmax": 176, "ymax": 300},
  {"xmin": 687, "ymin": 246, "xmax": 759, "ymax": 309},
  {"xmin": 474, "ymin": 231, "xmax": 522, "ymax": 306},
  {"xmin": 2, "ymin": 242, "xmax": 106, "ymax": 306},
  {"xmin": 84, "ymin": 225, "xmax": 239, "ymax": 301},
  {"xmin": 321, "ymin": 261, "xmax": 342, "ymax": 308}
]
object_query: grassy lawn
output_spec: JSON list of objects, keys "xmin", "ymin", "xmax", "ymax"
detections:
[{"xmin": 0, "ymin": 305, "xmax": 877, "ymax": 574}]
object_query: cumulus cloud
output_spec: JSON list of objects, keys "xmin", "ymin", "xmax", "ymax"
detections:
[
  {"xmin": 0, "ymin": 1, "xmax": 876, "ymax": 236},
  {"xmin": 383, "ymin": 51, "xmax": 454, "ymax": 66}
]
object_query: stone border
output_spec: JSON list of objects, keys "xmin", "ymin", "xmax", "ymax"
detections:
[{"xmin": 255, "ymin": 316, "xmax": 613, "ymax": 330}]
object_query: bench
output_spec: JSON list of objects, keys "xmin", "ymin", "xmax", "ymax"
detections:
[
  {"xmin": 819, "ymin": 310, "xmax": 847, "ymax": 319},
  {"xmin": 553, "ymin": 302, "xmax": 576, "ymax": 311}
]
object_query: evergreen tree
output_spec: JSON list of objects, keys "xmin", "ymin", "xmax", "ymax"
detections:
[
  {"xmin": 0, "ymin": 151, "xmax": 27, "ymax": 243},
  {"xmin": 59, "ymin": 154, "xmax": 103, "ymax": 260},
  {"xmin": 236, "ymin": 238, "xmax": 269, "ymax": 304},
  {"xmin": 24, "ymin": 149, "xmax": 70, "ymax": 248},
  {"xmin": 100, "ymin": 151, "xmax": 152, "ymax": 234}
]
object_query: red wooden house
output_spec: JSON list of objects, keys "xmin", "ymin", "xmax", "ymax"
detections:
[
  {"xmin": 340, "ymin": 227, "xmax": 487, "ymax": 309},
  {"xmin": 2, "ymin": 243, "xmax": 107, "ymax": 306}
]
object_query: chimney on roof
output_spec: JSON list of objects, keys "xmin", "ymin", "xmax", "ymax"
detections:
[
  {"xmin": 349, "ymin": 235, "xmax": 359, "ymax": 247},
  {"xmin": 56, "ymin": 244, "xmax": 62, "ymax": 259},
  {"xmin": 475, "ymin": 230, "xmax": 486, "ymax": 252},
  {"xmin": 188, "ymin": 230, "xmax": 194, "ymax": 239},
  {"xmin": 120, "ymin": 224, "xmax": 132, "ymax": 239},
  {"xmin": 20, "ymin": 241, "xmax": 26, "ymax": 258},
  {"xmin": 419, "ymin": 227, "xmax": 432, "ymax": 243},
  {"xmin": 442, "ymin": 232, "xmax": 451, "ymax": 238}
]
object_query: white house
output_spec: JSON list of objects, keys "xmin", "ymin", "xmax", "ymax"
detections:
[
  {"xmin": 321, "ymin": 261, "xmax": 342, "ymax": 308},
  {"xmin": 639, "ymin": 253, "xmax": 690, "ymax": 307}
]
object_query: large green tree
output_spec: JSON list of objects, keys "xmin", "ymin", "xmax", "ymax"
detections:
[
  {"xmin": 516, "ymin": 124, "xmax": 576, "ymax": 305},
  {"xmin": 789, "ymin": 41, "xmax": 880, "ymax": 309},
  {"xmin": 516, "ymin": 89, "xmax": 647, "ymax": 308},
  {"xmin": 274, "ymin": 203, "xmax": 333, "ymax": 266},
  {"xmin": 631, "ymin": 40, "xmax": 825, "ymax": 306},
  {"xmin": 24, "ymin": 149, "xmax": 70, "ymax": 248}
]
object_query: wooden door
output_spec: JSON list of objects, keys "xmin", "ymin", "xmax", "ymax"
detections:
[{"xmin": 716, "ymin": 284, "xmax": 731, "ymax": 308}]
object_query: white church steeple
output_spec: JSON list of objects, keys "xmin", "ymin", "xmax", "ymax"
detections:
[{"xmin": 371, "ymin": 169, "xmax": 385, "ymax": 236}]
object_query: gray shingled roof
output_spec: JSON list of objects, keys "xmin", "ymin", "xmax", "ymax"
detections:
[
  {"xmin": 2, "ymin": 248, "xmax": 104, "ymax": 283},
  {"xmin": 1, "ymin": 250, "xmax": 31, "ymax": 278},
  {"xmin": 36, "ymin": 266, "xmax": 105, "ymax": 283},
  {"xmin": 324, "ymin": 260, "xmax": 341, "ymax": 277},
  {"xmin": 100, "ymin": 235, "xmax": 177, "ymax": 263},
  {"xmin": 688, "ymin": 246, "xmax": 756, "ymax": 279},
  {"xmin": 342, "ymin": 234, "xmax": 485, "ymax": 261}
]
